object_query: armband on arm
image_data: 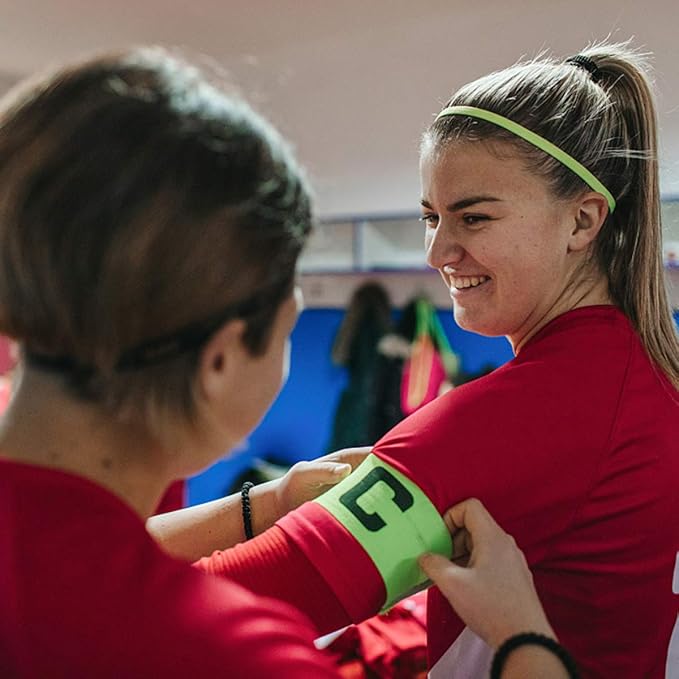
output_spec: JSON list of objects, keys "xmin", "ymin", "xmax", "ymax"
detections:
[{"xmin": 314, "ymin": 454, "xmax": 452, "ymax": 611}]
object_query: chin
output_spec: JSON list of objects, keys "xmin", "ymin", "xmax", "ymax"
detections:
[{"xmin": 454, "ymin": 311, "xmax": 506, "ymax": 338}]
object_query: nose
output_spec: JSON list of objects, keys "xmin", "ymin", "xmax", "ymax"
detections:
[{"xmin": 425, "ymin": 222, "xmax": 465, "ymax": 271}]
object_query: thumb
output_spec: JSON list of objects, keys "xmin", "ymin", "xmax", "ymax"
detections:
[
  {"xmin": 305, "ymin": 462, "xmax": 352, "ymax": 485},
  {"xmin": 419, "ymin": 552, "xmax": 465, "ymax": 586}
]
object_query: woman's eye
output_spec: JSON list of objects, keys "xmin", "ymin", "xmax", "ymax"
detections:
[
  {"xmin": 462, "ymin": 214, "xmax": 488, "ymax": 227},
  {"xmin": 419, "ymin": 214, "xmax": 438, "ymax": 228}
]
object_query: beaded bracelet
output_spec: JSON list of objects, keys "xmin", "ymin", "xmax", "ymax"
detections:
[
  {"xmin": 240, "ymin": 481, "xmax": 255, "ymax": 540},
  {"xmin": 490, "ymin": 632, "xmax": 580, "ymax": 679}
]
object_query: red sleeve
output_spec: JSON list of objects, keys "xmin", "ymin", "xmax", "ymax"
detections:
[
  {"xmin": 173, "ymin": 574, "xmax": 343, "ymax": 679},
  {"xmin": 155, "ymin": 480, "xmax": 186, "ymax": 513},
  {"xmin": 193, "ymin": 520, "xmax": 380, "ymax": 635}
]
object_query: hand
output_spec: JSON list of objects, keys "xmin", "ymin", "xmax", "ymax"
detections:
[
  {"xmin": 274, "ymin": 447, "xmax": 371, "ymax": 517},
  {"xmin": 418, "ymin": 498, "xmax": 555, "ymax": 650}
]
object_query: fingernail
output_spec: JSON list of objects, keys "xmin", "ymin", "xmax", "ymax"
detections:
[{"xmin": 333, "ymin": 463, "xmax": 352, "ymax": 476}]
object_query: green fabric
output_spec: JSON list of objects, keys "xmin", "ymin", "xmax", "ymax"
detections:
[
  {"xmin": 436, "ymin": 105, "xmax": 616, "ymax": 213},
  {"xmin": 315, "ymin": 453, "xmax": 452, "ymax": 610},
  {"xmin": 428, "ymin": 302, "xmax": 459, "ymax": 377}
]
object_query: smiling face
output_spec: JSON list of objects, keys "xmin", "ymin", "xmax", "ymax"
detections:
[{"xmin": 420, "ymin": 140, "xmax": 596, "ymax": 351}]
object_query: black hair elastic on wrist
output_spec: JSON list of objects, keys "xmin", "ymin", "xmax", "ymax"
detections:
[
  {"xmin": 490, "ymin": 632, "xmax": 580, "ymax": 679},
  {"xmin": 565, "ymin": 54, "xmax": 600, "ymax": 81},
  {"xmin": 240, "ymin": 481, "xmax": 255, "ymax": 540}
]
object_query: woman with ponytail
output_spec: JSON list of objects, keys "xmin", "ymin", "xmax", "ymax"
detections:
[{"xmin": 195, "ymin": 43, "xmax": 678, "ymax": 678}]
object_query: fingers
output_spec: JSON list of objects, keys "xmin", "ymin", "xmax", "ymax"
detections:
[
  {"xmin": 320, "ymin": 447, "xmax": 372, "ymax": 470},
  {"xmin": 298, "ymin": 460, "xmax": 352, "ymax": 486},
  {"xmin": 444, "ymin": 498, "xmax": 506, "ymax": 543},
  {"xmin": 451, "ymin": 528, "xmax": 471, "ymax": 564},
  {"xmin": 419, "ymin": 552, "xmax": 464, "ymax": 586}
]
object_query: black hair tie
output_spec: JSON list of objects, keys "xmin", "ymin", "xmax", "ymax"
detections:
[
  {"xmin": 565, "ymin": 54, "xmax": 600, "ymax": 81},
  {"xmin": 491, "ymin": 632, "xmax": 580, "ymax": 679}
]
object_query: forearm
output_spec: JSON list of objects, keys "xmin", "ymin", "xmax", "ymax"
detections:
[{"xmin": 147, "ymin": 479, "xmax": 280, "ymax": 561}]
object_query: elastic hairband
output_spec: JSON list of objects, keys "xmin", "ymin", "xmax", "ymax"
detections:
[
  {"xmin": 565, "ymin": 54, "xmax": 600, "ymax": 80},
  {"xmin": 26, "ymin": 294, "xmax": 266, "ymax": 377},
  {"xmin": 435, "ymin": 105, "xmax": 616, "ymax": 213}
]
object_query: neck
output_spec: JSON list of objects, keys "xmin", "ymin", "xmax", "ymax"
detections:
[
  {"xmin": 0, "ymin": 366, "xmax": 174, "ymax": 519},
  {"xmin": 511, "ymin": 270, "xmax": 614, "ymax": 354}
]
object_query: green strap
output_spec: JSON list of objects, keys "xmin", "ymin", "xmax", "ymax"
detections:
[
  {"xmin": 429, "ymin": 305, "xmax": 453, "ymax": 357},
  {"xmin": 415, "ymin": 298, "xmax": 429, "ymax": 340},
  {"xmin": 436, "ymin": 105, "xmax": 616, "ymax": 213},
  {"xmin": 315, "ymin": 454, "xmax": 452, "ymax": 611}
]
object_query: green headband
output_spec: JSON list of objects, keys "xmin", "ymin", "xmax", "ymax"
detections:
[{"xmin": 435, "ymin": 105, "xmax": 616, "ymax": 213}]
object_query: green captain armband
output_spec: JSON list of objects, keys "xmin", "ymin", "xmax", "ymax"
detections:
[{"xmin": 314, "ymin": 454, "xmax": 452, "ymax": 611}]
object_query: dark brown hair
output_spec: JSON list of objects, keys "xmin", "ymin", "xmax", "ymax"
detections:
[{"xmin": 0, "ymin": 47, "xmax": 313, "ymax": 437}]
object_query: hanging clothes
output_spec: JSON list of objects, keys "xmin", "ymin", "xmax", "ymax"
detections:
[
  {"xmin": 327, "ymin": 283, "xmax": 393, "ymax": 450},
  {"xmin": 400, "ymin": 298, "xmax": 459, "ymax": 415}
]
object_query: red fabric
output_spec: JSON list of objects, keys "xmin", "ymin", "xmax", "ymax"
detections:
[
  {"xmin": 277, "ymin": 306, "xmax": 679, "ymax": 678},
  {"xmin": 0, "ymin": 459, "xmax": 338, "ymax": 678},
  {"xmin": 0, "ymin": 377, "xmax": 11, "ymax": 415},
  {"xmin": 277, "ymin": 501, "xmax": 386, "ymax": 626},
  {"xmin": 325, "ymin": 592, "xmax": 428, "ymax": 678},
  {"xmin": 194, "ymin": 520, "xmax": 355, "ymax": 635},
  {"xmin": 0, "ymin": 336, "xmax": 14, "ymax": 375},
  {"xmin": 155, "ymin": 479, "xmax": 186, "ymax": 513}
]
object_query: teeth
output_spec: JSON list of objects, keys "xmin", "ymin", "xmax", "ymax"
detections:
[{"xmin": 452, "ymin": 275, "xmax": 489, "ymax": 290}]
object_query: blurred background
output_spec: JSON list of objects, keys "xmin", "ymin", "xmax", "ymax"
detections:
[{"xmin": 1, "ymin": 0, "xmax": 678, "ymax": 504}]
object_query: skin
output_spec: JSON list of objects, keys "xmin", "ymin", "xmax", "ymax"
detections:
[
  {"xmin": 420, "ymin": 499, "xmax": 569, "ymax": 679},
  {"xmin": 420, "ymin": 140, "xmax": 612, "ymax": 353},
  {"xmin": 420, "ymin": 499, "xmax": 555, "ymax": 649},
  {"xmin": 148, "ymin": 447, "xmax": 370, "ymax": 561}
]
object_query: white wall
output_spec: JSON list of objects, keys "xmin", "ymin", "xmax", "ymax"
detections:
[{"xmin": 1, "ymin": 0, "xmax": 679, "ymax": 218}]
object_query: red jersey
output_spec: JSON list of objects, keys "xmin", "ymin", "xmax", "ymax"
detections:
[
  {"xmin": 0, "ymin": 460, "xmax": 338, "ymax": 678},
  {"xmin": 265, "ymin": 306, "xmax": 679, "ymax": 678}
]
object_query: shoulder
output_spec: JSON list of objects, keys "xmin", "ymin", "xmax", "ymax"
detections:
[{"xmin": 371, "ymin": 307, "xmax": 636, "ymax": 508}]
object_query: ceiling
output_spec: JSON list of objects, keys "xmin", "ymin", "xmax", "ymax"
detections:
[{"xmin": 1, "ymin": 0, "xmax": 678, "ymax": 218}]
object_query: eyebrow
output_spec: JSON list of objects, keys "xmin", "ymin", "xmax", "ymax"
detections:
[{"xmin": 420, "ymin": 195, "xmax": 503, "ymax": 212}]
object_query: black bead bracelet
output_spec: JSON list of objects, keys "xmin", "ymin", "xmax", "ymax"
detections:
[
  {"xmin": 490, "ymin": 632, "xmax": 580, "ymax": 679},
  {"xmin": 240, "ymin": 481, "xmax": 255, "ymax": 540}
]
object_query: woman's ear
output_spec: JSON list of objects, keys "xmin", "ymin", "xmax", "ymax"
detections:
[
  {"xmin": 568, "ymin": 192, "xmax": 610, "ymax": 253},
  {"xmin": 197, "ymin": 318, "xmax": 248, "ymax": 403}
]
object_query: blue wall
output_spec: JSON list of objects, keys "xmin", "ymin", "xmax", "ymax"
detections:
[
  {"xmin": 187, "ymin": 307, "xmax": 514, "ymax": 505},
  {"xmin": 189, "ymin": 309, "xmax": 679, "ymax": 504}
]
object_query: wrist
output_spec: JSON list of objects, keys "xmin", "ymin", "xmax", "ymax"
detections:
[
  {"xmin": 490, "ymin": 632, "xmax": 579, "ymax": 679},
  {"xmin": 244, "ymin": 479, "xmax": 279, "ymax": 538},
  {"xmin": 492, "ymin": 617, "xmax": 556, "ymax": 650}
]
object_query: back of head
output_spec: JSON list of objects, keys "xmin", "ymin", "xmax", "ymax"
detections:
[
  {"xmin": 0, "ymin": 47, "xmax": 313, "ymax": 439},
  {"xmin": 425, "ymin": 41, "xmax": 679, "ymax": 387}
]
